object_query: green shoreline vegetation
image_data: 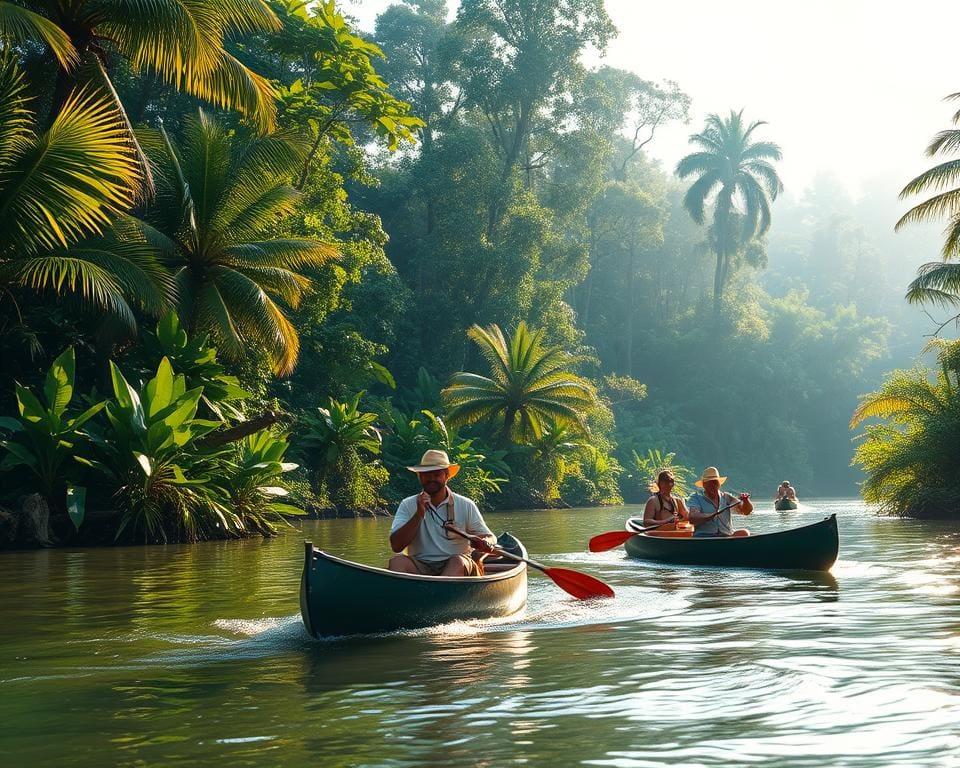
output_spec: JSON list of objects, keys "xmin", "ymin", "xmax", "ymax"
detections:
[{"xmin": 1, "ymin": 0, "xmax": 958, "ymax": 548}]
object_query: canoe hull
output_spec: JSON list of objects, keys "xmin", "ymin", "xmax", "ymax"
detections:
[
  {"xmin": 300, "ymin": 532, "xmax": 528, "ymax": 638},
  {"xmin": 775, "ymin": 498, "xmax": 798, "ymax": 511},
  {"xmin": 624, "ymin": 514, "xmax": 838, "ymax": 572}
]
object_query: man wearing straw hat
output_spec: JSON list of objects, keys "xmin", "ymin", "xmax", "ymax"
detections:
[
  {"xmin": 686, "ymin": 466, "xmax": 753, "ymax": 537},
  {"xmin": 388, "ymin": 449, "xmax": 497, "ymax": 576}
]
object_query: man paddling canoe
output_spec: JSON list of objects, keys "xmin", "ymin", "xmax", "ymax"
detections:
[
  {"xmin": 687, "ymin": 466, "xmax": 753, "ymax": 537},
  {"xmin": 388, "ymin": 449, "xmax": 497, "ymax": 576}
]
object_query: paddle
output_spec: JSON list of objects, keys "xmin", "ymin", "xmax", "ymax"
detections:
[
  {"xmin": 588, "ymin": 499, "xmax": 744, "ymax": 552},
  {"xmin": 444, "ymin": 522, "xmax": 615, "ymax": 600}
]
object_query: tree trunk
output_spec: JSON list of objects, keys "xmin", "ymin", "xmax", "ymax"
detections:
[
  {"xmin": 713, "ymin": 249, "xmax": 725, "ymax": 316},
  {"xmin": 625, "ymin": 244, "xmax": 636, "ymax": 375},
  {"xmin": 203, "ymin": 411, "xmax": 279, "ymax": 447}
]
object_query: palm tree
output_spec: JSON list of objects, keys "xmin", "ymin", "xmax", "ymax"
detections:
[
  {"xmin": 0, "ymin": 52, "xmax": 169, "ymax": 328},
  {"xmin": 0, "ymin": 0, "xmax": 280, "ymax": 192},
  {"xmin": 137, "ymin": 110, "xmax": 337, "ymax": 375},
  {"xmin": 850, "ymin": 338, "xmax": 960, "ymax": 517},
  {"xmin": 896, "ymin": 93, "xmax": 960, "ymax": 319},
  {"xmin": 442, "ymin": 322, "xmax": 597, "ymax": 445},
  {"xmin": 676, "ymin": 109, "xmax": 782, "ymax": 312}
]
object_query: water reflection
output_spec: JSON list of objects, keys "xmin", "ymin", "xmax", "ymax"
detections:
[{"xmin": 4, "ymin": 501, "xmax": 960, "ymax": 767}]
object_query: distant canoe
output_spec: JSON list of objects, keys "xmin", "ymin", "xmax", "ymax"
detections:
[
  {"xmin": 300, "ymin": 532, "xmax": 528, "ymax": 638},
  {"xmin": 775, "ymin": 498, "xmax": 799, "ymax": 511},
  {"xmin": 623, "ymin": 514, "xmax": 838, "ymax": 572}
]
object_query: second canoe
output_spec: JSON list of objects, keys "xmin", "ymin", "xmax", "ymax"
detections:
[{"xmin": 623, "ymin": 514, "xmax": 838, "ymax": 571}]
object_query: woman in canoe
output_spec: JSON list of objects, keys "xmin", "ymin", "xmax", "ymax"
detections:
[
  {"xmin": 643, "ymin": 470, "xmax": 690, "ymax": 530},
  {"xmin": 687, "ymin": 466, "xmax": 753, "ymax": 537}
]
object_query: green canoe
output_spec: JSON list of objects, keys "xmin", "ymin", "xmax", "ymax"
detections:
[
  {"xmin": 623, "ymin": 514, "xmax": 838, "ymax": 572},
  {"xmin": 775, "ymin": 498, "xmax": 798, "ymax": 511},
  {"xmin": 300, "ymin": 532, "xmax": 528, "ymax": 638}
]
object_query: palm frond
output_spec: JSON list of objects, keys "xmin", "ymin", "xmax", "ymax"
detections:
[
  {"xmin": 675, "ymin": 151, "xmax": 721, "ymax": 178},
  {"xmin": 0, "ymin": 52, "xmax": 31, "ymax": 174},
  {"xmin": 179, "ymin": 110, "xmax": 232, "ymax": 230},
  {"xmin": 9, "ymin": 256, "xmax": 135, "ymax": 329},
  {"xmin": 199, "ymin": 50, "xmax": 277, "ymax": 133},
  {"xmin": 214, "ymin": 185, "xmax": 301, "ymax": 239},
  {"xmin": 926, "ymin": 128, "xmax": 960, "ymax": 156},
  {"xmin": 740, "ymin": 140, "xmax": 782, "ymax": 163},
  {"xmin": 224, "ymin": 240, "xmax": 338, "ymax": 269},
  {"xmin": 898, "ymin": 159, "xmax": 960, "ymax": 200},
  {"xmin": 681, "ymin": 172, "xmax": 720, "ymax": 225},
  {"xmin": 0, "ymin": 2, "xmax": 78, "ymax": 69},
  {"xmin": 0, "ymin": 85, "xmax": 140, "ymax": 254},
  {"xmin": 466, "ymin": 324, "xmax": 512, "ymax": 383},
  {"xmin": 906, "ymin": 262, "xmax": 960, "ymax": 307}
]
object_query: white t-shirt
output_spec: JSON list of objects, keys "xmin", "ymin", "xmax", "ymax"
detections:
[{"xmin": 390, "ymin": 490, "xmax": 494, "ymax": 562}]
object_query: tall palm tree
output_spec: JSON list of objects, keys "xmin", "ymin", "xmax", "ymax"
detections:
[
  {"xmin": 137, "ymin": 110, "xmax": 337, "ymax": 375},
  {"xmin": 0, "ymin": 52, "xmax": 169, "ymax": 327},
  {"xmin": 442, "ymin": 322, "xmax": 597, "ymax": 445},
  {"xmin": 0, "ymin": 0, "xmax": 280, "ymax": 192},
  {"xmin": 676, "ymin": 109, "xmax": 782, "ymax": 312},
  {"xmin": 896, "ymin": 93, "xmax": 960, "ymax": 318},
  {"xmin": 850, "ymin": 338, "xmax": 960, "ymax": 517}
]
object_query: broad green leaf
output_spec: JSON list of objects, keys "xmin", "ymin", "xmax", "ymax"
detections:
[
  {"xmin": 146, "ymin": 421, "xmax": 175, "ymax": 452},
  {"xmin": 15, "ymin": 384, "xmax": 49, "ymax": 425},
  {"xmin": 367, "ymin": 361, "xmax": 395, "ymax": 389},
  {"xmin": 162, "ymin": 387, "xmax": 203, "ymax": 430},
  {"xmin": 146, "ymin": 357, "xmax": 175, "ymax": 416},
  {"xmin": 66, "ymin": 485, "xmax": 86, "ymax": 530},
  {"xmin": 270, "ymin": 503, "xmax": 306, "ymax": 516},
  {"xmin": 157, "ymin": 311, "xmax": 188, "ymax": 351},
  {"xmin": 109, "ymin": 362, "xmax": 145, "ymax": 431},
  {"xmin": 0, "ymin": 417, "xmax": 23, "ymax": 432},
  {"xmin": 170, "ymin": 465, "xmax": 205, "ymax": 486},
  {"xmin": 70, "ymin": 400, "xmax": 106, "ymax": 431},
  {"xmin": 0, "ymin": 440, "xmax": 38, "ymax": 469},
  {"xmin": 134, "ymin": 452, "xmax": 153, "ymax": 477},
  {"xmin": 43, "ymin": 347, "xmax": 75, "ymax": 419}
]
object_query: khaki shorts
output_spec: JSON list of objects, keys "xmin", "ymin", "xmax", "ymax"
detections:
[{"xmin": 412, "ymin": 555, "xmax": 481, "ymax": 576}]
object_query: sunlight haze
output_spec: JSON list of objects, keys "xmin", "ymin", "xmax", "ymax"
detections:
[{"xmin": 345, "ymin": 0, "xmax": 960, "ymax": 201}]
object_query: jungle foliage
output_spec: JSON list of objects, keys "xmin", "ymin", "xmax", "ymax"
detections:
[{"xmin": 2, "ymin": 0, "xmax": 953, "ymax": 544}]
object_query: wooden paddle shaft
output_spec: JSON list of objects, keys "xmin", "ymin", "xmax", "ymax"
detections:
[{"xmin": 443, "ymin": 523, "xmax": 549, "ymax": 572}]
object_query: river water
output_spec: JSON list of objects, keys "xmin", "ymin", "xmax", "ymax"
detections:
[{"xmin": 2, "ymin": 500, "xmax": 960, "ymax": 767}]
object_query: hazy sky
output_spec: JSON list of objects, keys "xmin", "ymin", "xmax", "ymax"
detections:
[{"xmin": 342, "ymin": 0, "xmax": 960, "ymax": 201}]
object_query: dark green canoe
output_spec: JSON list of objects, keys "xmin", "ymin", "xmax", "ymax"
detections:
[
  {"xmin": 775, "ymin": 498, "xmax": 798, "ymax": 511},
  {"xmin": 623, "ymin": 514, "xmax": 838, "ymax": 572},
  {"xmin": 300, "ymin": 532, "xmax": 528, "ymax": 638}
]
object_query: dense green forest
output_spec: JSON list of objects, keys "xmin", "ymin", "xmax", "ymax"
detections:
[{"xmin": 1, "ymin": 0, "xmax": 957, "ymax": 546}]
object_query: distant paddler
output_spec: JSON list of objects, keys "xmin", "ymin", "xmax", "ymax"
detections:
[{"xmin": 775, "ymin": 481, "xmax": 798, "ymax": 503}]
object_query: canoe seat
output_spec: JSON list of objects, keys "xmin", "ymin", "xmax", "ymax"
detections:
[
  {"xmin": 645, "ymin": 530, "xmax": 695, "ymax": 539},
  {"xmin": 483, "ymin": 563, "xmax": 521, "ymax": 574}
]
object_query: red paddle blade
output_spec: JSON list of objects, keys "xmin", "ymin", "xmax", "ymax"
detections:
[
  {"xmin": 542, "ymin": 566, "xmax": 615, "ymax": 599},
  {"xmin": 588, "ymin": 530, "xmax": 637, "ymax": 552}
]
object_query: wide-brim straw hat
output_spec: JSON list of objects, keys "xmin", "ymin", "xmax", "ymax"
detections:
[
  {"xmin": 406, "ymin": 449, "xmax": 460, "ymax": 479},
  {"xmin": 694, "ymin": 466, "xmax": 727, "ymax": 488}
]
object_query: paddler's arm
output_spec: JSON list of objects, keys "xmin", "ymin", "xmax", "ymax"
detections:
[
  {"xmin": 390, "ymin": 493, "xmax": 428, "ymax": 552},
  {"xmin": 684, "ymin": 497, "xmax": 709, "ymax": 526},
  {"xmin": 465, "ymin": 502, "xmax": 497, "ymax": 549},
  {"xmin": 735, "ymin": 492, "xmax": 753, "ymax": 515}
]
